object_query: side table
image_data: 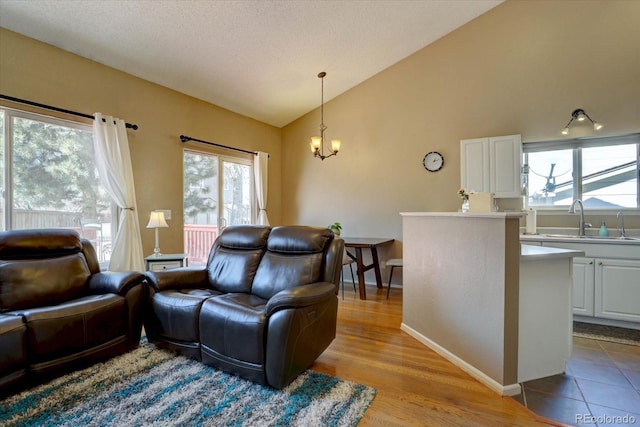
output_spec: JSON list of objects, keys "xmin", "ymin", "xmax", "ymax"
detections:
[{"xmin": 145, "ymin": 253, "xmax": 188, "ymax": 272}]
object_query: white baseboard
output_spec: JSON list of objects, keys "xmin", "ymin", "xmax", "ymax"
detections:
[{"xmin": 400, "ymin": 323, "xmax": 521, "ymax": 396}]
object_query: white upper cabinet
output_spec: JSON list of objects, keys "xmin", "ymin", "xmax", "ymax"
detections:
[{"xmin": 460, "ymin": 134, "xmax": 522, "ymax": 198}]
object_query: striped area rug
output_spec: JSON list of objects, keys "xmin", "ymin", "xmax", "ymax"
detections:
[{"xmin": 0, "ymin": 340, "xmax": 376, "ymax": 426}]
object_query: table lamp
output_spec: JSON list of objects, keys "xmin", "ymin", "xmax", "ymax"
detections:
[{"xmin": 146, "ymin": 210, "xmax": 169, "ymax": 256}]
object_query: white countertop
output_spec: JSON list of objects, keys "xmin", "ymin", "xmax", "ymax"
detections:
[
  {"xmin": 400, "ymin": 212, "xmax": 525, "ymax": 218},
  {"xmin": 521, "ymin": 233, "xmax": 640, "ymax": 246},
  {"xmin": 520, "ymin": 244, "xmax": 585, "ymax": 261}
]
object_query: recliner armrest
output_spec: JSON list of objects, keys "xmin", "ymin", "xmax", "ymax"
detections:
[
  {"xmin": 145, "ymin": 268, "xmax": 209, "ymax": 292},
  {"xmin": 87, "ymin": 271, "xmax": 146, "ymax": 295},
  {"xmin": 265, "ymin": 282, "xmax": 336, "ymax": 316}
]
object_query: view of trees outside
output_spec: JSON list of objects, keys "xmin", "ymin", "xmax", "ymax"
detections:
[
  {"xmin": 0, "ymin": 110, "xmax": 113, "ymax": 261},
  {"xmin": 184, "ymin": 150, "xmax": 218, "ymax": 224},
  {"xmin": 183, "ymin": 150, "xmax": 253, "ymax": 266},
  {"xmin": 222, "ymin": 160, "xmax": 252, "ymax": 227},
  {"xmin": 183, "ymin": 151, "xmax": 253, "ymax": 227}
]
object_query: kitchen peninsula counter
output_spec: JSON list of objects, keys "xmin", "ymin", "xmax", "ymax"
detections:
[{"xmin": 400, "ymin": 212, "xmax": 583, "ymax": 395}]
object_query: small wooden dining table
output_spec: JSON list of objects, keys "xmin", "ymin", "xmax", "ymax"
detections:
[{"xmin": 342, "ymin": 237, "xmax": 395, "ymax": 300}]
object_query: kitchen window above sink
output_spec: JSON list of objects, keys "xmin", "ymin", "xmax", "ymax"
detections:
[{"xmin": 522, "ymin": 133, "xmax": 640, "ymax": 210}]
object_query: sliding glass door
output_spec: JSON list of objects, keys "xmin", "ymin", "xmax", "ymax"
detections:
[{"xmin": 183, "ymin": 150, "xmax": 254, "ymax": 266}]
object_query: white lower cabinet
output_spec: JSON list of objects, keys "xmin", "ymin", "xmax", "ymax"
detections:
[
  {"xmin": 572, "ymin": 257, "xmax": 594, "ymax": 316},
  {"xmin": 535, "ymin": 240, "xmax": 640, "ymax": 327},
  {"xmin": 595, "ymin": 258, "xmax": 640, "ymax": 323},
  {"xmin": 571, "ymin": 256, "xmax": 640, "ymax": 322}
]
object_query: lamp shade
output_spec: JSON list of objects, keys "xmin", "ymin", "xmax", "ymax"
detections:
[
  {"xmin": 146, "ymin": 211, "xmax": 168, "ymax": 228},
  {"xmin": 310, "ymin": 136, "xmax": 322, "ymax": 151}
]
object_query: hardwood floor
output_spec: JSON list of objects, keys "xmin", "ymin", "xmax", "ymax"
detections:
[{"xmin": 311, "ymin": 285, "xmax": 565, "ymax": 426}]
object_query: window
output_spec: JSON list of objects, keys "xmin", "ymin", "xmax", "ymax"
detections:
[
  {"xmin": 0, "ymin": 108, "xmax": 115, "ymax": 265},
  {"xmin": 523, "ymin": 134, "xmax": 639, "ymax": 209},
  {"xmin": 183, "ymin": 149, "xmax": 254, "ymax": 266}
]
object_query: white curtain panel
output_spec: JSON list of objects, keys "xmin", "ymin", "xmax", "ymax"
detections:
[
  {"xmin": 253, "ymin": 151, "xmax": 270, "ymax": 225},
  {"xmin": 93, "ymin": 113, "xmax": 144, "ymax": 272}
]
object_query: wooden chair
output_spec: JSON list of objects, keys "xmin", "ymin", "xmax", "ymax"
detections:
[
  {"xmin": 341, "ymin": 252, "xmax": 356, "ymax": 299},
  {"xmin": 386, "ymin": 258, "xmax": 403, "ymax": 299}
]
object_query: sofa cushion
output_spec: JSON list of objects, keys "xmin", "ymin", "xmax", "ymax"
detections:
[
  {"xmin": 265, "ymin": 226, "xmax": 332, "ymax": 254},
  {"xmin": 207, "ymin": 248, "xmax": 264, "ymax": 294},
  {"xmin": 199, "ymin": 293, "xmax": 268, "ymax": 365},
  {"xmin": 251, "ymin": 226, "xmax": 331, "ymax": 300},
  {"xmin": 149, "ymin": 289, "xmax": 221, "ymax": 343},
  {"xmin": 0, "ymin": 255, "xmax": 91, "ymax": 312},
  {"xmin": 15, "ymin": 294, "xmax": 126, "ymax": 363},
  {"xmin": 0, "ymin": 315, "xmax": 27, "ymax": 383},
  {"xmin": 0, "ymin": 228, "xmax": 82, "ymax": 260},
  {"xmin": 213, "ymin": 225, "xmax": 270, "ymax": 251},
  {"xmin": 206, "ymin": 226, "xmax": 270, "ymax": 293}
]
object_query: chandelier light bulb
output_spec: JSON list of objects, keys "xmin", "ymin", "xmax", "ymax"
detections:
[
  {"xmin": 331, "ymin": 139, "xmax": 341, "ymax": 153},
  {"xmin": 593, "ymin": 122, "xmax": 602, "ymax": 131},
  {"xmin": 310, "ymin": 136, "xmax": 322, "ymax": 152}
]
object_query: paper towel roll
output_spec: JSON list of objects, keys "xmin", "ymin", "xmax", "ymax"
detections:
[{"xmin": 526, "ymin": 208, "xmax": 537, "ymax": 234}]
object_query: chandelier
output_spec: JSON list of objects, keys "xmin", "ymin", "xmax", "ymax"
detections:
[
  {"xmin": 310, "ymin": 72, "xmax": 341, "ymax": 160},
  {"xmin": 561, "ymin": 108, "xmax": 602, "ymax": 135}
]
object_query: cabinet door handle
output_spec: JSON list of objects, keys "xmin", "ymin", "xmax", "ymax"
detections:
[{"xmin": 598, "ymin": 262, "xmax": 603, "ymax": 266}]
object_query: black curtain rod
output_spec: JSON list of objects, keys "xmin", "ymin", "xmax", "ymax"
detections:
[
  {"xmin": 180, "ymin": 135, "xmax": 258, "ymax": 156},
  {"xmin": 0, "ymin": 94, "xmax": 139, "ymax": 130}
]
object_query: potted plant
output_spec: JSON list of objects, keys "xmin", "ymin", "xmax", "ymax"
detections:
[{"xmin": 328, "ymin": 222, "xmax": 342, "ymax": 236}]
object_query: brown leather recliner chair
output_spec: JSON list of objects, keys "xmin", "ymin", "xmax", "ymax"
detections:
[
  {"xmin": 144, "ymin": 225, "xmax": 343, "ymax": 389},
  {"xmin": 0, "ymin": 229, "xmax": 147, "ymax": 395}
]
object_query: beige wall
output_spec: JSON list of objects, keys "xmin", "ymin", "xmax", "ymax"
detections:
[
  {"xmin": 0, "ymin": 28, "xmax": 282, "ymax": 256},
  {"xmin": 1, "ymin": 0, "xmax": 639, "ymax": 262},
  {"xmin": 282, "ymin": 0, "xmax": 640, "ymax": 259},
  {"xmin": 401, "ymin": 213, "xmax": 521, "ymax": 391}
]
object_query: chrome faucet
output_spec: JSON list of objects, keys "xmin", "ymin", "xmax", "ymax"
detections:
[
  {"xmin": 568, "ymin": 199, "xmax": 592, "ymax": 236},
  {"xmin": 617, "ymin": 211, "xmax": 626, "ymax": 237}
]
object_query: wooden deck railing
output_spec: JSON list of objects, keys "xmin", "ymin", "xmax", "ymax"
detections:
[{"xmin": 184, "ymin": 224, "xmax": 218, "ymax": 266}]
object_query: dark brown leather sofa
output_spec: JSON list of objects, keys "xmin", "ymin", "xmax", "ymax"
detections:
[
  {"xmin": 144, "ymin": 225, "xmax": 343, "ymax": 389},
  {"xmin": 0, "ymin": 229, "xmax": 147, "ymax": 395}
]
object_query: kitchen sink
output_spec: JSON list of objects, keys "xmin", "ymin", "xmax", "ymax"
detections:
[{"xmin": 541, "ymin": 234, "xmax": 640, "ymax": 241}]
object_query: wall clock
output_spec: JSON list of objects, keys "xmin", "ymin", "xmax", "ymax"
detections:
[{"xmin": 423, "ymin": 151, "xmax": 444, "ymax": 172}]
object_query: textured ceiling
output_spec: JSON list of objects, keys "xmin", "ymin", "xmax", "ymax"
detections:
[{"xmin": 0, "ymin": 0, "xmax": 502, "ymax": 127}]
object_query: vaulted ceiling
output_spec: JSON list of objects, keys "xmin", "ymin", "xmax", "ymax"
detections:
[{"xmin": 0, "ymin": 0, "xmax": 502, "ymax": 127}]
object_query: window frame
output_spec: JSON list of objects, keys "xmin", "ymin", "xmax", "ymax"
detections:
[
  {"xmin": 0, "ymin": 107, "xmax": 118, "ymax": 240},
  {"xmin": 523, "ymin": 133, "xmax": 640, "ymax": 214}
]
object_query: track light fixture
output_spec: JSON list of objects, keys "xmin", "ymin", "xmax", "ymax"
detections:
[
  {"xmin": 561, "ymin": 108, "xmax": 602, "ymax": 135},
  {"xmin": 310, "ymin": 72, "xmax": 341, "ymax": 160}
]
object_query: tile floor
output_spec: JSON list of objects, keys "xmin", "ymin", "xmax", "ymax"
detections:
[{"xmin": 513, "ymin": 336, "xmax": 640, "ymax": 426}]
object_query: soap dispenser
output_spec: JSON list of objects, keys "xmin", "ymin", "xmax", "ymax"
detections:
[{"xmin": 599, "ymin": 220, "xmax": 609, "ymax": 237}]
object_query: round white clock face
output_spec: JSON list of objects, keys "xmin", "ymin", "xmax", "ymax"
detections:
[{"xmin": 423, "ymin": 151, "xmax": 444, "ymax": 172}]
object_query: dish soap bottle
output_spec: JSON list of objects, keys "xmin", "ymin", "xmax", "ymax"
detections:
[{"xmin": 599, "ymin": 220, "xmax": 609, "ymax": 237}]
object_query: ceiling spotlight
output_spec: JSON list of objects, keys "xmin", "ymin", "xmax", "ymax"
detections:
[{"xmin": 561, "ymin": 108, "xmax": 602, "ymax": 135}]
